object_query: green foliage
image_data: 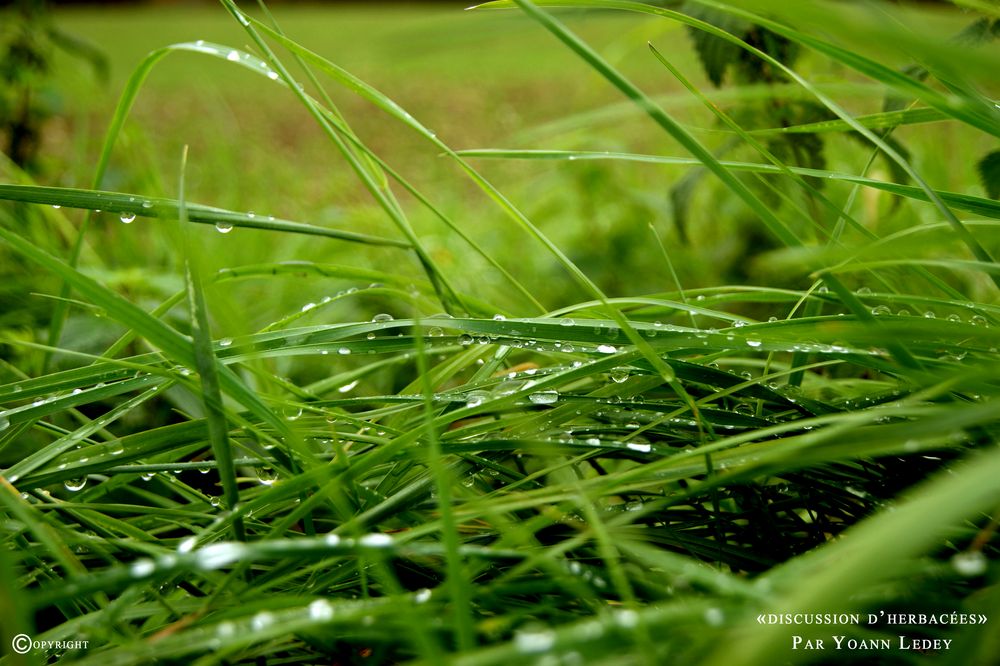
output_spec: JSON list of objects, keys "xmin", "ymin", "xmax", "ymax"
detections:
[
  {"xmin": 1, "ymin": 0, "xmax": 999, "ymax": 664},
  {"xmin": 0, "ymin": 0, "xmax": 105, "ymax": 171}
]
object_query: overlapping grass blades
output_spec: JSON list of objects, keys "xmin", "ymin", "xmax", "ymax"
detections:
[{"xmin": 1, "ymin": 0, "xmax": 998, "ymax": 664}]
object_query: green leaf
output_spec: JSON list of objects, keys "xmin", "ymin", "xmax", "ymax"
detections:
[{"xmin": 977, "ymin": 150, "xmax": 1000, "ymax": 199}]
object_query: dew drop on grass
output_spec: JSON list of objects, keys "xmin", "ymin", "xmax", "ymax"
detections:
[
  {"xmin": 372, "ymin": 313, "xmax": 393, "ymax": 323},
  {"xmin": 130, "ymin": 559, "xmax": 155, "ymax": 577},
  {"xmin": 871, "ymin": 305, "xmax": 891, "ymax": 316},
  {"xmin": 338, "ymin": 380, "xmax": 359, "ymax": 393},
  {"xmin": 529, "ymin": 391, "xmax": 559, "ymax": 405},
  {"xmin": 560, "ymin": 318, "xmax": 574, "ymax": 327},
  {"xmin": 140, "ymin": 472, "xmax": 155, "ymax": 481},
  {"xmin": 746, "ymin": 338, "xmax": 762, "ymax": 348},
  {"xmin": 301, "ymin": 302, "xmax": 317, "ymax": 313},
  {"xmin": 141, "ymin": 201, "xmax": 152, "ymax": 209},
  {"xmin": 359, "ymin": 533, "xmax": 393, "ymax": 548},
  {"xmin": 947, "ymin": 314, "xmax": 962, "ymax": 323},
  {"xmin": 704, "ymin": 607, "xmax": 725, "ymax": 626},
  {"xmin": 177, "ymin": 537, "xmax": 197, "ymax": 553},
  {"xmin": 338, "ymin": 347, "xmax": 351, "ymax": 355},
  {"xmin": 226, "ymin": 50, "xmax": 240, "ymax": 62},
  {"xmin": 267, "ymin": 70, "xmax": 279, "ymax": 81},
  {"xmin": 256, "ymin": 467, "xmax": 278, "ymax": 486},
  {"xmin": 626, "ymin": 442, "xmax": 651, "ymax": 453},
  {"xmin": 610, "ymin": 368, "xmax": 629, "ymax": 383},
  {"xmin": 308, "ymin": 599, "xmax": 334, "ymax": 622},
  {"xmin": 952, "ymin": 551, "xmax": 988, "ymax": 577},
  {"xmin": 120, "ymin": 212, "xmax": 136, "ymax": 224},
  {"xmin": 923, "ymin": 311, "xmax": 936, "ymax": 318},
  {"xmin": 218, "ymin": 338, "xmax": 233, "ymax": 348},
  {"xmin": 64, "ymin": 477, "xmax": 87, "ymax": 492},
  {"xmin": 465, "ymin": 391, "xmax": 489, "ymax": 408},
  {"xmin": 493, "ymin": 314, "xmax": 506, "ymax": 321},
  {"xmin": 596, "ymin": 344, "xmax": 617, "ymax": 354},
  {"xmin": 251, "ymin": 611, "xmax": 274, "ymax": 631},
  {"xmin": 515, "ymin": 628, "xmax": 556, "ymax": 654},
  {"xmin": 0, "ymin": 414, "xmax": 9, "ymax": 432},
  {"xmin": 216, "ymin": 621, "xmax": 236, "ymax": 639},
  {"xmin": 615, "ymin": 609, "xmax": 639, "ymax": 629},
  {"xmin": 414, "ymin": 588, "xmax": 432, "ymax": 604},
  {"xmin": 215, "ymin": 221, "xmax": 233, "ymax": 234},
  {"xmin": 109, "ymin": 442, "xmax": 124, "ymax": 456}
]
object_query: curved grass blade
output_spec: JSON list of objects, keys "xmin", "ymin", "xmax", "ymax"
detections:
[
  {"xmin": 0, "ymin": 183, "xmax": 409, "ymax": 247},
  {"xmin": 455, "ymin": 149, "xmax": 1000, "ymax": 220}
]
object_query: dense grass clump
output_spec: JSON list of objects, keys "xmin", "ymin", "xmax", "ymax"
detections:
[{"xmin": 1, "ymin": 1, "xmax": 999, "ymax": 664}]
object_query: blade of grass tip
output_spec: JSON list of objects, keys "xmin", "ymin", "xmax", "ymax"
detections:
[
  {"xmin": 509, "ymin": 0, "xmax": 804, "ymax": 249},
  {"xmin": 175, "ymin": 146, "xmax": 244, "ymax": 542},
  {"xmin": 648, "ymin": 223, "xmax": 696, "ymax": 328},
  {"xmin": 414, "ymin": 320, "xmax": 476, "ymax": 651}
]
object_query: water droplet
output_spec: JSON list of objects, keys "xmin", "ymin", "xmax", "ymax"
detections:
[
  {"xmin": 626, "ymin": 442, "xmax": 651, "ymax": 453},
  {"xmin": 301, "ymin": 302, "xmax": 317, "ymax": 313},
  {"xmin": 465, "ymin": 391, "xmax": 489, "ymax": 408},
  {"xmin": 560, "ymin": 318, "xmax": 574, "ymax": 327},
  {"xmin": 856, "ymin": 286, "xmax": 872, "ymax": 295},
  {"xmin": 493, "ymin": 314, "xmax": 506, "ymax": 321},
  {"xmin": 109, "ymin": 442, "xmax": 124, "ymax": 456},
  {"xmin": 338, "ymin": 380, "xmax": 359, "ymax": 393},
  {"xmin": 596, "ymin": 344, "xmax": 617, "ymax": 354},
  {"xmin": 0, "ymin": 414, "xmax": 9, "ymax": 432},
  {"xmin": 141, "ymin": 201, "xmax": 153, "ymax": 209},
  {"xmin": 338, "ymin": 347, "xmax": 351, "ymax": 355},
  {"xmin": 704, "ymin": 607, "xmax": 724, "ymax": 626},
  {"xmin": 414, "ymin": 588, "xmax": 432, "ymax": 604},
  {"xmin": 359, "ymin": 533, "xmax": 393, "ymax": 548},
  {"xmin": 372, "ymin": 313, "xmax": 394, "ymax": 323},
  {"xmin": 951, "ymin": 551, "xmax": 987, "ymax": 577},
  {"xmin": 120, "ymin": 212, "xmax": 136, "ymax": 224},
  {"xmin": 923, "ymin": 311, "xmax": 936, "ymax": 319},
  {"xmin": 256, "ymin": 467, "xmax": 278, "ymax": 486},
  {"xmin": 64, "ymin": 477, "xmax": 87, "ymax": 492},
  {"xmin": 52, "ymin": 204, "xmax": 61, "ymax": 209},
  {"xmin": 615, "ymin": 609, "xmax": 639, "ymax": 628},
  {"xmin": 130, "ymin": 559, "xmax": 155, "ymax": 577},
  {"xmin": 251, "ymin": 611, "xmax": 274, "ymax": 631},
  {"xmin": 215, "ymin": 221, "xmax": 234, "ymax": 234},
  {"xmin": 308, "ymin": 598, "xmax": 334, "ymax": 621},
  {"xmin": 515, "ymin": 628, "xmax": 556, "ymax": 654},
  {"xmin": 141, "ymin": 472, "xmax": 155, "ymax": 481},
  {"xmin": 529, "ymin": 391, "xmax": 559, "ymax": 405},
  {"xmin": 746, "ymin": 338, "xmax": 762, "ymax": 348},
  {"xmin": 226, "ymin": 50, "xmax": 240, "ymax": 62},
  {"xmin": 218, "ymin": 338, "xmax": 233, "ymax": 348},
  {"xmin": 871, "ymin": 305, "xmax": 891, "ymax": 316},
  {"xmin": 267, "ymin": 70, "xmax": 279, "ymax": 81},
  {"xmin": 458, "ymin": 334, "xmax": 473, "ymax": 345},
  {"xmin": 428, "ymin": 326, "xmax": 444, "ymax": 337},
  {"xmin": 285, "ymin": 407, "xmax": 302, "ymax": 421},
  {"xmin": 178, "ymin": 537, "xmax": 197, "ymax": 553},
  {"xmin": 610, "ymin": 368, "xmax": 629, "ymax": 383}
]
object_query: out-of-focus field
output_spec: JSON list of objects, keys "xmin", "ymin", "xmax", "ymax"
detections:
[{"xmin": 37, "ymin": 3, "xmax": 987, "ymax": 330}]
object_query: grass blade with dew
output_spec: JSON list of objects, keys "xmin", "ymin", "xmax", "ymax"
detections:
[{"xmin": 0, "ymin": 183, "xmax": 409, "ymax": 247}]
